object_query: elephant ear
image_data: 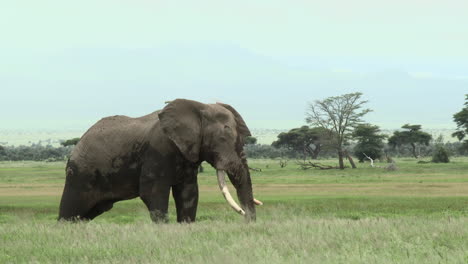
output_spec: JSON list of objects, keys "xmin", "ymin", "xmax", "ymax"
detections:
[
  {"xmin": 217, "ymin": 103, "xmax": 251, "ymax": 137},
  {"xmin": 158, "ymin": 99, "xmax": 204, "ymax": 163}
]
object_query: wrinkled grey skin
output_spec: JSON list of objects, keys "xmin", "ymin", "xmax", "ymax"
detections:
[{"xmin": 58, "ymin": 99, "xmax": 256, "ymax": 223}]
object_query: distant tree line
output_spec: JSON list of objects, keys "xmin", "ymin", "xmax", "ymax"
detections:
[
  {"xmin": 244, "ymin": 134, "xmax": 466, "ymax": 160},
  {"xmin": 0, "ymin": 144, "xmax": 73, "ymax": 161},
  {"xmin": 1, "ymin": 94, "xmax": 466, "ymax": 163},
  {"xmin": 1, "ymin": 136, "xmax": 462, "ymax": 162},
  {"xmin": 0, "ymin": 138, "xmax": 80, "ymax": 161}
]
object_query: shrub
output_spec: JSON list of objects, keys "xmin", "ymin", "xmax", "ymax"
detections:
[
  {"xmin": 432, "ymin": 146, "xmax": 450, "ymax": 163},
  {"xmin": 385, "ymin": 163, "xmax": 398, "ymax": 171}
]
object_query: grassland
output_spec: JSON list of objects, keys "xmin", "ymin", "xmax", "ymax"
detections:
[{"xmin": 1, "ymin": 158, "xmax": 467, "ymax": 263}]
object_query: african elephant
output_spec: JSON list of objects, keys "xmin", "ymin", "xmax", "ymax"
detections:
[{"xmin": 58, "ymin": 99, "xmax": 261, "ymax": 223}]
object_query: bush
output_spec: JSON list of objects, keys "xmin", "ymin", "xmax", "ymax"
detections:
[{"xmin": 431, "ymin": 146, "xmax": 450, "ymax": 163}]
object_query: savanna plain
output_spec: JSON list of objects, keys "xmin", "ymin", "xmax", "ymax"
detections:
[{"xmin": 1, "ymin": 158, "xmax": 467, "ymax": 264}]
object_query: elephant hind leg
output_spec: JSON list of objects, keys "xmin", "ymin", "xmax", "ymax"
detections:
[
  {"xmin": 82, "ymin": 200, "xmax": 116, "ymax": 220},
  {"xmin": 58, "ymin": 188, "xmax": 95, "ymax": 221},
  {"xmin": 58, "ymin": 183, "xmax": 111, "ymax": 221},
  {"xmin": 59, "ymin": 196, "xmax": 115, "ymax": 221}
]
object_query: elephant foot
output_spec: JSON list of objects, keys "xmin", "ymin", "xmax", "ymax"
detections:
[{"xmin": 149, "ymin": 210, "xmax": 169, "ymax": 223}]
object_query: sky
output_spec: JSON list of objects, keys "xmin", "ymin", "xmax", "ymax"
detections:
[{"xmin": 1, "ymin": 0, "xmax": 467, "ymax": 131}]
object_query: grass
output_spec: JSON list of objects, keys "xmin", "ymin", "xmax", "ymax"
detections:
[{"xmin": 1, "ymin": 158, "xmax": 468, "ymax": 263}]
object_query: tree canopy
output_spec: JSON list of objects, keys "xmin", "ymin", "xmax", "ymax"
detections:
[
  {"xmin": 352, "ymin": 124, "xmax": 386, "ymax": 162},
  {"xmin": 452, "ymin": 94, "xmax": 468, "ymax": 150},
  {"xmin": 245, "ymin": 136, "xmax": 258, "ymax": 145},
  {"xmin": 305, "ymin": 92, "xmax": 371, "ymax": 169},
  {"xmin": 272, "ymin": 126, "xmax": 331, "ymax": 159},
  {"xmin": 60, "ymin": 138, "xmax": 80, "ymax": 147},
  {"xmin": 388, "ymin": 124, "xmax": 432, "ymax": 158}
]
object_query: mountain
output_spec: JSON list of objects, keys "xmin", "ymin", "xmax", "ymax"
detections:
[{"xmin": 1, "ymin": 45, "xmax": 465, "ymax": 131}]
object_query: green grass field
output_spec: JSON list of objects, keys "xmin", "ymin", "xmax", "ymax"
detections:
[{"xmin": 1, "ymin": 158, "xmax": 467, "ymax": 263}]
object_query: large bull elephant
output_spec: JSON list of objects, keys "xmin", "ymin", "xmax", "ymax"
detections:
[{"xmin": 58, "ymin": 99, "xmax": 261, "ymax": 223}]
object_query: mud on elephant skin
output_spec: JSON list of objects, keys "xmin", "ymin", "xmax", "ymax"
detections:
[{"xmin": 58, "ymin": 99, "xmax": 262, "ymax": 223}]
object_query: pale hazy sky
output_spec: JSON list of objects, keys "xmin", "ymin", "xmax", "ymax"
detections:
[{"xmin": 1, "ymin": 0, "xmax": 467, "ymax": 130}]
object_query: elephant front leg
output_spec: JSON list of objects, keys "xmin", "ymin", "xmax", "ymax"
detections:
[
  {"xmin": 172, "ymin": 177, "xmax": 199, "ymax": 223},
  {"xmin": 140, "ymin": 183, "xmax": 171, "ymax": 223}
]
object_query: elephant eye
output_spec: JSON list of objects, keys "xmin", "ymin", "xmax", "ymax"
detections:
[{"xmin": 224, "ymin": 125, "xmax": 230, "ymax": 130}]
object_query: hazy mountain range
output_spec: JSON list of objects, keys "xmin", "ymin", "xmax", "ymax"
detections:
[{"xmin": 2, "ymin": 45, "xmax": 466, "ymax": 132}]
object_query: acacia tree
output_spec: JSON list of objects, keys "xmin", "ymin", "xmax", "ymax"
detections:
[
  {"xmin": 388, "ymin": 124, "xmax": 432, "ymax": 158},
  {"xmin": 245, "ymin": 136, "xmax": 258, "ymax": 145},
  {"xmin": 306, "ymin": 92, "xmax": 371, "ymax": 169},
  {"xmin": 452, "ymin": 94, "xmax": 468, "ymax": 150},
  {"xmin": 272, "ymin": 126, "xmax": 331, "ymax": 160},
  {"xmin": 352, "ymin": 124, "xmax": 386, "ymax": 162}
]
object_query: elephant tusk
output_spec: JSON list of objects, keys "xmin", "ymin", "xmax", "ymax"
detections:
[
  {"xmin": 253, "ymin": 198, "xmax": 263, "ymax": 206},
  {"xmin": 216, "ymin": 170, "xmax": 245, "ymax": 215}
]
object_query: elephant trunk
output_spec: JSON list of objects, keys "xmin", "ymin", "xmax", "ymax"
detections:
[
  {"xmin": 216, "ymin": 169, "xmax": 261, "ymax": 221},
  {"xmin": 215, "ymin": 156, "xmax": 262, "ymax": 222},
  {"xmin": 233, "ymin": 169, "xmax": 256, "ymax": 222},
  {"xmin": 216, "ymin": 170, "xmax": 245, "ymax": 215}
]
